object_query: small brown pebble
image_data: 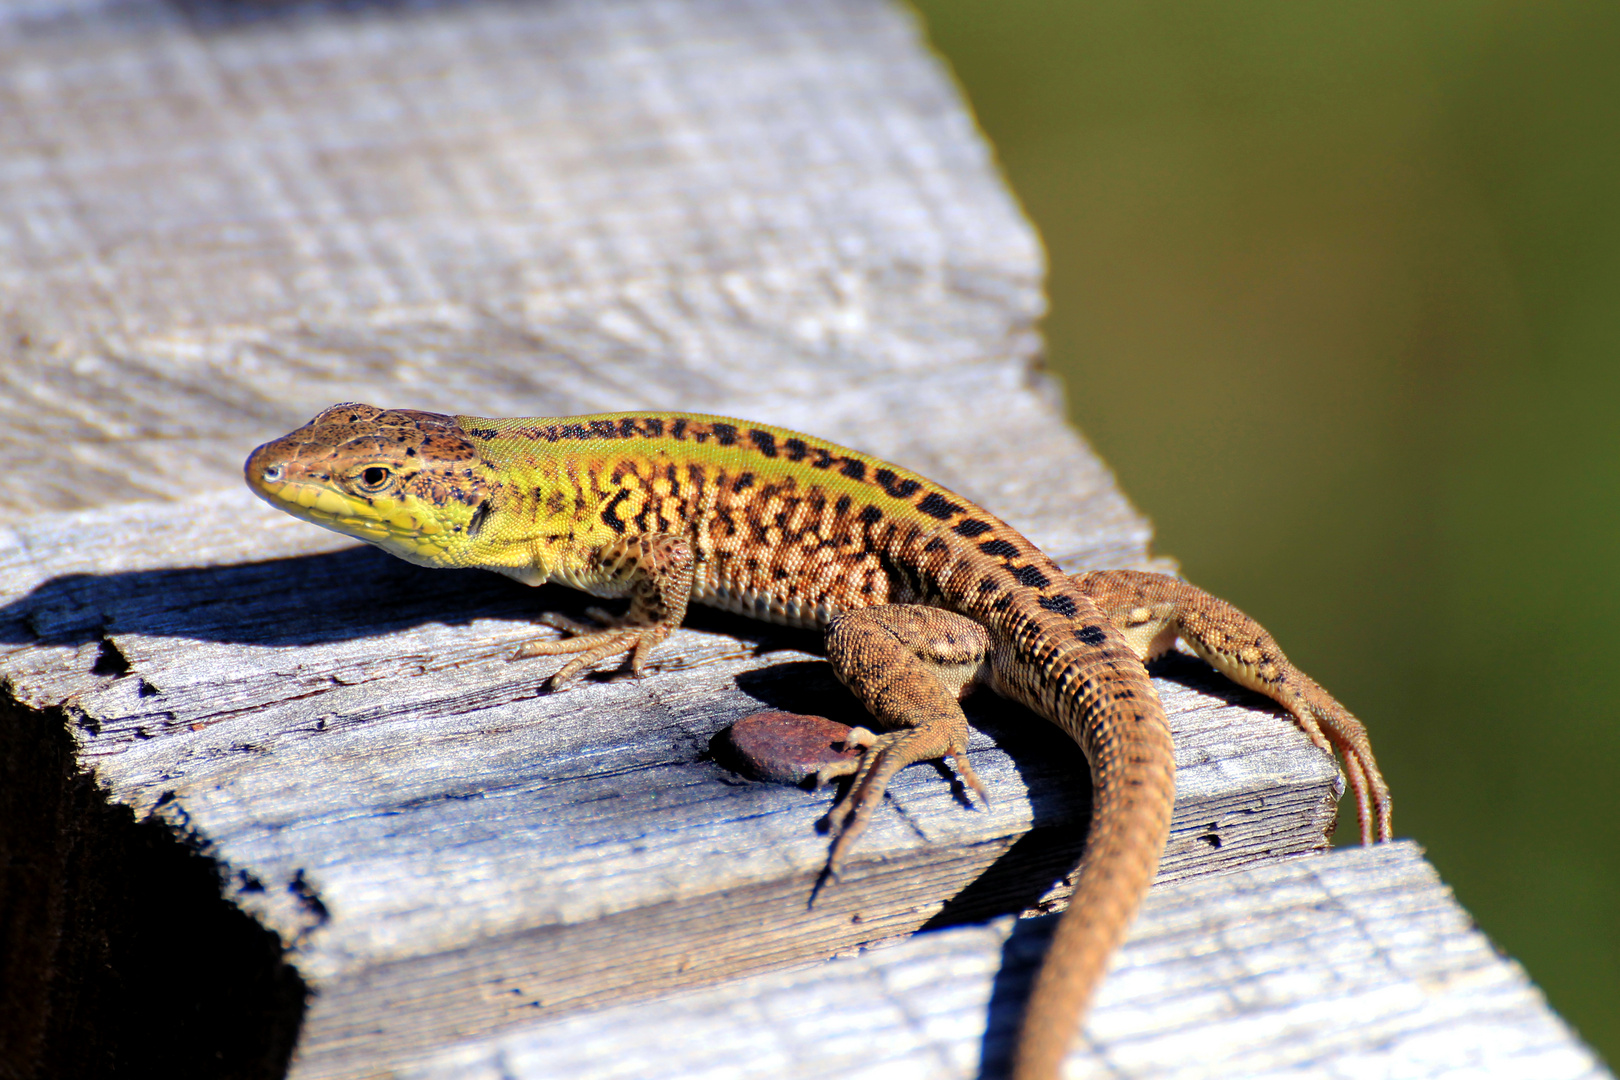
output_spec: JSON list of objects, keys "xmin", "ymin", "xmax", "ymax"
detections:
[{"xmin": 716, "ymin": 710, "xmax": 860, "ymax": 785}]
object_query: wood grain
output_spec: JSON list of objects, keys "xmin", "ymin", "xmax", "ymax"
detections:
[
  {"xmin": 0, "ymin": 487, "xmax": 1339, "ymax": 1079},
  {"xmin": 398, "ymin": 843, "xmax": 1614, "ymax": 1080},
  {"xmin": 0, "ymin": 2, "xmax": 1439, "ymax": 1078},
  {"xmin": 0, "ymin": 0, "xmax": 1124, "ymax": 545}
]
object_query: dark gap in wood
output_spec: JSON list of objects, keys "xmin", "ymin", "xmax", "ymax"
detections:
[
  {"xmin": 91, "ymin": 638, "xmax": 130, "ymax": 678},
  {"xmin": 0, "ymin": 693, "xmax": 307, "ymax": 1080}
]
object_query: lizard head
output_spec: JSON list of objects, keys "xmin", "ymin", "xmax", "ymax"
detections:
[{"xmin": 245, "ymin": 403, "xmax": 493, "ymax": 567}]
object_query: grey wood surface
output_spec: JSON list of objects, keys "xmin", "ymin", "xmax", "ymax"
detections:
[
  {"xmin": 0, "ymin": 0, "xmax": 1146, "ymax": 565},
  {"xmin": 1, "ymin": 2, "xmax": 1569, "ymax": 1079},
  {"xmin": 1, "ymin": 484, "xmax": 1340, "ymax": 1080},
  {"xmin": 399, "ymin": 843, "xmax": 1614, "ymax": 1080}
]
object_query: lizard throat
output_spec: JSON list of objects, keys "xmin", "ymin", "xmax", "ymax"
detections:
[{"xmin": 251, "ymin": 478, "xmax": 454, "ymax": 563}]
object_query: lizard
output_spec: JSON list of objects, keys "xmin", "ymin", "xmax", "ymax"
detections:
[{"xmin": 245, "ymin": 403, "xmax": 1393, "ymax": 1080}]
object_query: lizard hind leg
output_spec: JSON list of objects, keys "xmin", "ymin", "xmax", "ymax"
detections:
[
  {"xmin": 1074, "ymin": 568, "xmax": 1393, "ymax": 843},
  {"xmin": 818, "ymin": 605, "xmax": 995, "ymax": 876}
]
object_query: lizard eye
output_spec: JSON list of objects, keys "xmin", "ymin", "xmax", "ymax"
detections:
[
  {"xmin": 261, "ymin": 465, "xmax": 283, "ymax": 484},
  {"xmin": 356, "ymin": 466, "xmax": 393, "ymax": 492}
]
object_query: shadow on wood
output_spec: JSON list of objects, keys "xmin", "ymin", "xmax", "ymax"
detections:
[
  {"xmin": 976, "ymin": 915, "xmax": 1059, "ymax": 1080},
  {"xmin": 0, "ymin": 547, "xmax": 533, "ymax": 652},
  {"xmin": 0, "ymin": 694, "xmax": 307, "ymax": 1080},
  {"xmin": 0, "ymin": 544, "xmax": 824, "ymax": 663},
  {"xmin": 726, "ymin": 658, "xmax": 1098, "ymax": 929},
  {"xmin": 169, "ymin": 0, "xmax": 448, "ymax": 33}
]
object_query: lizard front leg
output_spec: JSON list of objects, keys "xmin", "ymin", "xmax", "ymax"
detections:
[
  {"xmin": 511, "ymin": 533, "xmax": 695, "ymax": 687},
  {"xmin": 1075, "ymin": 569, "xmax": 1392, "ymax": 843},
  {"xmin": 817, "ymin": 605, "xmax": 994, "ymax": 876}
]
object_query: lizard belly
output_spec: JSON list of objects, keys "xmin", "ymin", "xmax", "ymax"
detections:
[{"xmin": 692, "ymin": 579, "xmax": 840, "ymax": 630}]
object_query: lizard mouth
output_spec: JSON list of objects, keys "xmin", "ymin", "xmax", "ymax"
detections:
[
  {"xmin": 249, "ymin": 473, "xmax": 397, "ymax": 543},
  {"xmin": 244, "ymin": 443, "xmax": 444, "ymax": 551}
]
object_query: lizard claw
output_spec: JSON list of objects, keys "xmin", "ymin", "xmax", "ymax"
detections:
[
  {"xmin": 510, "ymin": 618, "xmax": 672, "ymax": 686},
  {"xmin": 816, "ymin": 726, "xmax": 977, "ymax": 878}
]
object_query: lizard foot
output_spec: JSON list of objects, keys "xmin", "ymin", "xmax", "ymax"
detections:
[
  {"xmin": 510, "ymin": 610, "xmax": 671, "ymax": 686},
  {"xmin": 814, "ymin": 725, "xmax": 986, "ymax": 878},
  {"xmin": 1075, "ymin": 568, "xmax": 1393, "ymax": 843},
  {"xmin": 815, "ymin": 604, "xmax": 993, "ymax": 878}
]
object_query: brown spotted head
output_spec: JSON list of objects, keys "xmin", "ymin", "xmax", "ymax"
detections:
[{"xmin": 245, "ymin": 403, "xmax": 494, "ymax": 566}]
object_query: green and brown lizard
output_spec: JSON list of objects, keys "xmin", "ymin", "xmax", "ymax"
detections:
[{"xmin": 245, "ymin": 403, "xmax": 1392, "ymax": 1080}]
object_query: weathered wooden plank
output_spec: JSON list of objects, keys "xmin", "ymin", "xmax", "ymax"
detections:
[
  {"xmin": 0, "ymin": 0, "xmax": 1114, "ymax": 539},
  {"xmin": 0, "ymin": 2, "xmax": 1372, "ymax": 1077},
  {"xmin": 397, "ymin": 843, "xmax": 1613, "ymax": 1080},
  {"xmin": 0, "ymin": 487, "xmax": 1339, "ymax": 1079}
]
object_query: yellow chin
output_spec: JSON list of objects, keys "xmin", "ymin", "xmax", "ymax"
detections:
[{"xmin": 255, "ymin": 481, "xmax": 450, "ymax": 561}]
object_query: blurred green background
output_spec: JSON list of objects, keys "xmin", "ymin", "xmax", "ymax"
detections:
[{"xmin": 910, "ymin": 0, "xmax": 1618, "ymax": 1062}]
